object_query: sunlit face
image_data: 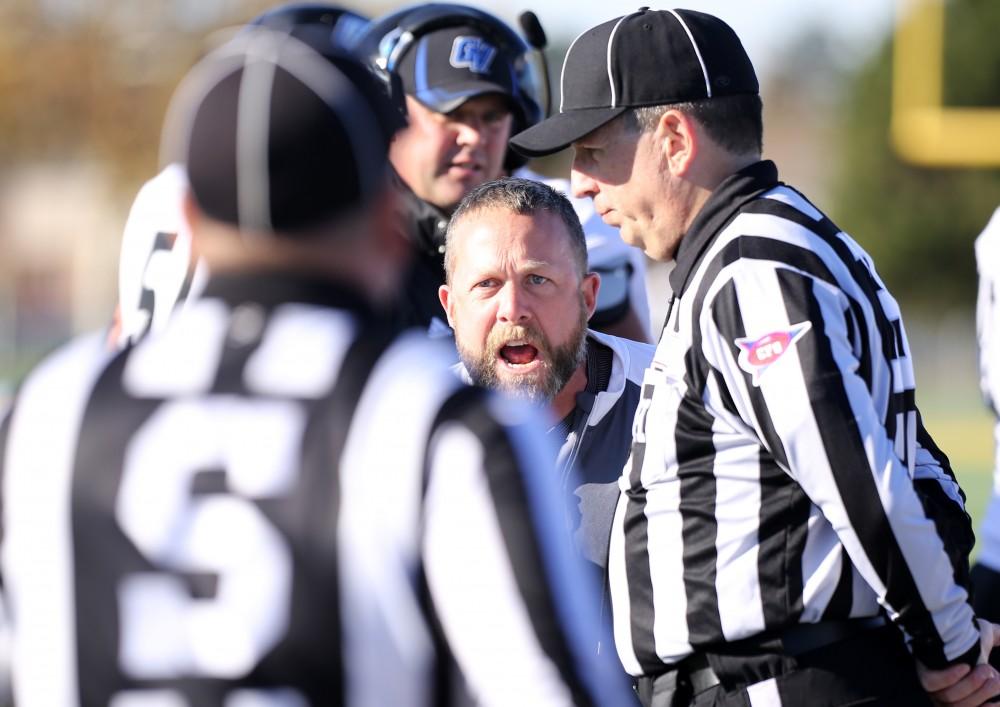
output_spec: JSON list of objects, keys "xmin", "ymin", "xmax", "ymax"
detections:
[
  {"xmin": 439, "ymin": 208, "xmax": 598, "ymax": 404},
  {"xmin": 570, "ymin": 117, "xmax": 687, "ymax": 262},
  {"xmin": 390, "ymin": 94, "xmax": 514, "ymax": 214}
]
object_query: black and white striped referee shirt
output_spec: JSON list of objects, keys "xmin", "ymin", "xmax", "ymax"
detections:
[
  {"xmin": 0, "ymin": 272, "xmax": 631, "ymax": 706},
  {"xmin": 610, "ymin": 160, "xmax": 980, "ymax": 677}
]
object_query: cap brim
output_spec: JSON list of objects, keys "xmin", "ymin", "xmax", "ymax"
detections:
[
  {"xmin": 412, "ymin": 81, "xmax": 512, "ymax": 115},
  {"xmin": 509, "ymin": 106, "xmax": 626, "ymax": 158}
]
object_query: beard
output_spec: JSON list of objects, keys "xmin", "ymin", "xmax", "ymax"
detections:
[{"xmin": 457, "ymin": 301, "xmax": 589, "ymax": 405}]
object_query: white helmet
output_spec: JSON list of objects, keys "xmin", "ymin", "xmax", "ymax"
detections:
[{"xmin": 115, "ymin": 164, "xmax": 206, "ymax": 348}]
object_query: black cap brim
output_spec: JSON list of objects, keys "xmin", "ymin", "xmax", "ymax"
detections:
[
  {"xmin": 412, "ymin": 80, "xmax": 512, "ymax": 115},
  {"xmin": 509, "ymin": 106, "xmax": 626, "ymax": 158}
]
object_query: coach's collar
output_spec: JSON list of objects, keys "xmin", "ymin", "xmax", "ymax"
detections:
[
  {"xmin": 393, "ymin": 167, "xmax": 450, "ymax": 256},
  {"xmin": 669, "ymin": 160, "xmax": 780, "ymax": 298}
]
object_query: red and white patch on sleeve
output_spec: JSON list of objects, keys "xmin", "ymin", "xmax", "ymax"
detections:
[{"xmin": 735, "ymin": 321, "xmax": 812, "ymax": 386}]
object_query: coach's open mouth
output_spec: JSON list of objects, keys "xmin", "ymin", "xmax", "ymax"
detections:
[{"xmin": 499, "ymin": 341, "xmax": 540, "ymax": 367}]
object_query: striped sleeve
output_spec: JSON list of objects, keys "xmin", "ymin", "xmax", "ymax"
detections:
[
  {"xmin": 700, "ymin": 259, "xmax": 981, "ymax": 669},
  {"xmin": 911, "ymin": 415, "xmax": 975, "ymax": 589},
  {"xmin": 421, "ymin": 388, "xmax": 632, "ymax": 707}
]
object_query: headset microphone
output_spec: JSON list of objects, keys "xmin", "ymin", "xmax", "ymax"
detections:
[{"xmin": 518, "ymin": 11, "xmax": 551, "ymax": 118}]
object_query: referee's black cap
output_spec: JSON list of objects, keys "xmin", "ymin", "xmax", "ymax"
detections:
[
  {"xmin": 162, "ymin": 29, "xmax": 404, "ymax": 234},
  {"xmin": 510, "ymin": 8, "xmax": 758, "ymax": 158}
]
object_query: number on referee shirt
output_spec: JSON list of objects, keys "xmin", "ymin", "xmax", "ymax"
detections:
[{"xmin": 114, "ymin": 398, "xmax": 305, "ymax": 681}]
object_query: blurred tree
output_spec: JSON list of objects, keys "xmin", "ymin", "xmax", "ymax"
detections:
[
  {"xmin": 830, "ymin": 0, "xmax": 1000, "ymax": 314},
  {"xmin": 0, "ymin": 0, "xmax": 192, "ymax": 189},
  {"xmin": 0, "ymin": 0, "xmax": 303, "ymax": 191}
]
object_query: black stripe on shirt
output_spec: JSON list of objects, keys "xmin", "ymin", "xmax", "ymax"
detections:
[
  {"xmin": 622, "ymin": 383, "xmax": 660, "ymax": 671},
  {"xmin": 626, "ymin": 383, "xmax": 656, "ymax": 493},
  {"xmin": 913, "ymin": 413, "xmax": 974, "ymax": 592},
  {"xmin": 821, "ymin": 547, "xmax": 855, "ymax": 619},
  {"xmin": 916, "ymin": 410, "xmax": 960, "ymax": 488},
  {"xmin": 843, "ymin": 304, "xmax": 873, "ymax": 391},
  {"xmin": 623, "ymin": 492, "xmax": 660, "ymax": 673},
  {"xmin": 891, "ymin": 319, "xmax": 907, "ymax": 360},
  {"xmin": 71, "ymin": 350, "xmax": 163, "ymax": 705},
  {"xmin": 676, "ymin": 383, "xmax": 723, "ymax": 645},
  {"xmin": 758, "ymin": 450, "xmax": 812, "ymax": 627}
]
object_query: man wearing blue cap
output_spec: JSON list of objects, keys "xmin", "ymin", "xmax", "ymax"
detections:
[
  {"xmin": 358, "ymin": 5, "xmax": 543, "ymax": 334},
  {"xmin": 512, "ymin": 8, "xmax": 1000, "ymax": 707},
  {"xmin": 360, "ymin": 5, "xmax": 653, "ymax": 342}
]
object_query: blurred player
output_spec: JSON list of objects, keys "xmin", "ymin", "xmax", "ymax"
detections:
[
  {"xmin": 111, "ymin": 163, "xmax": 204, "ymax": 347},
  {"xmin": 110, "ymin": 3, "xmax": 370, "ymax": 349},
  {"xmin": 0, "ymin": 29, "xmax": 632, "ymax": 706}
]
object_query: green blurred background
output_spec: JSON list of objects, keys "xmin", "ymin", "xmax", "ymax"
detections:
[{"xmin": 0, "ymin": 0, "xmax": 997, "ymax": 544}]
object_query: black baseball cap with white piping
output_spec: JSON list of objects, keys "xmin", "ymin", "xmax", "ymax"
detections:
[
  {"xmin": 509, "ymin": 7, "xmax": 758, "ymax": 158},
  {"xmin": 161, "ymin": 29, "xmax": 403, "ymax": 235}
]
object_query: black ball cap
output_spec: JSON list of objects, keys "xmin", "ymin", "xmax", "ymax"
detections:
[
  {"xmin": 510, "ymin": 8, "xmax": 758, "ymax": 157},
  {"xmin": 164, "ymin": 30, "xmax": 403, "ymax": 234}
]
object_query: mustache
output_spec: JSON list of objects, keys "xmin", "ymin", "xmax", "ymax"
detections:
[{"xmin": 486, "ymin": 323, "xmax": 549, "ymax": 356}]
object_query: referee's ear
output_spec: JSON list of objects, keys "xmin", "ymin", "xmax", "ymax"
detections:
[{"xmin": 653, "ymin": 108, "xmax": 699, "ymax": 178}]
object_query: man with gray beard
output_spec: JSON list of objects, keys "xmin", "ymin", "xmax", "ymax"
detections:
[{"xmin": 439, "ymin": 177, "xmax": 653, "ymax": 579}]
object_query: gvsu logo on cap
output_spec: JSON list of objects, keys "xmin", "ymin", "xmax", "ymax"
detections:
[
  {"xmin": 735, "ymin": 322, "xmax": 812, "ymax": 386},
  {"xmin": 450, "ymin": 36, "xmax": 497, "ymax": 74}
]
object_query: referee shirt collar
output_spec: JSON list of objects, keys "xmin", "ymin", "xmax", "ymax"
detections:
[
  {"xmin": 668, "ymin": 159, "xmax": 780, "ymax": 298},
  {"xmin": 202, "ymin": 269, "xmax": 376, "ymax": 317}
]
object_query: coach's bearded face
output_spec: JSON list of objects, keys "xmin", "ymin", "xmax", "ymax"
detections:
[
  {"xmin": 457, "ymin": 298, "xmax": 589, "ymax": 405},
  {"xmin": 440, "ymin": 208, "xmax": 599, "ymax": 406}
]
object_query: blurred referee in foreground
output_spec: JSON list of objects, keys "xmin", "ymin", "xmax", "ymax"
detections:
[
  {"xmin": 0, "ymin": 31, "xmax": 632, "ymax": 706},
  {"xmin": 512, "ymin": 8, "xmax": 1000, "ymax": 707}
]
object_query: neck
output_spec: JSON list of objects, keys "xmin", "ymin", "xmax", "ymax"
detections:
[
  {"xmin": 698, "ymin": 152, "xmax": 760, "ymax": 195},
  {"xmin": 194, "ymin": 223, "xmax": 388, "ymax": 307},
  {"xmin": 550, "ymin": 360, "xmax": 588, "ymax": 422},
  {"xmin": 681, "ymin": 152, "xmax": 760, "ymax": 236}
]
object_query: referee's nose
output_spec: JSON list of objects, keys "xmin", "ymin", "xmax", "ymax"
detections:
[
  {"xmin": 496, "ymin": 281, "xmax": 531, "ymax": 324},
  {"xmin": 570, "ymin": 165, "xmax": 599, "ymax": 201}
]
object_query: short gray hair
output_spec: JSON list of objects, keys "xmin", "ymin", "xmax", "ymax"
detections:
[
  {"xmin": 445, "ymin": 177, "xmax": 588, "ymax": 283},
  {"xmin": 624, "ymin": 94, "xmax": 763, "ymax": 156}
]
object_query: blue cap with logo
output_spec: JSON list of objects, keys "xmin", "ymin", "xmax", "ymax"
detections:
[{"xmin": 397, "ymin": 23, "xmax": 521, "ymax": 114}]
